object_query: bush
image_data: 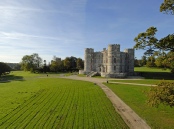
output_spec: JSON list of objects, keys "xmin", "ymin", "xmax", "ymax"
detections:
[{"xmin": 147, "ymin": 81, "xmax": 174, "ymax": 107}]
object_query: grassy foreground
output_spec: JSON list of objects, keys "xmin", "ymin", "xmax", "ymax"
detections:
[
  {"xmin": 105, "ymin": 83, "xmax": 174, "ymax": 129},
  {"xmin": 0, "ymin": 71, "xmax": 128, "ymax": 129}
]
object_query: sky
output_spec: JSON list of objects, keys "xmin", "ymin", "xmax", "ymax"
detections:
[{"xmin": 0, "ymin": 0, "xmax": 174, "ymax": 63}]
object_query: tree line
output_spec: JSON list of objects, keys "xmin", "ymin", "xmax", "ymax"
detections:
[{"xmin": 20, "ymin": 53, "xmax": 84, "ymax": 73}]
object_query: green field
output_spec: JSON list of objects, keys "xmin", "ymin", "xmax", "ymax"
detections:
[
  {"xmin": 0, "ymin": 71, "xmax": 128, "ymax": 129},
  {"xmin": 105, "ymin": 83, "xmax": 174, "ymax": 129},
  {"xmin": 134, "ymin": 67, "xmax": 174, "ymax": 80},
  {"xmin": 134, "ymin": 67, "xmax": 171, "ymax": 72},
  {"xmin": 110, "ymin": 79, "xmax": 174, "ymax": 85}
]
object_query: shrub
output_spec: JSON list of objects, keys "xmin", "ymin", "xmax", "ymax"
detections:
[{"xmin": 147, "ymin": 81, "xmax": 174, "ymax": 107}]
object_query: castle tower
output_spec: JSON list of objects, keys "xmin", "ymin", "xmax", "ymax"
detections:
[
  {"xmin": 124, "ymin": 49, "xmax": 134, "ymax": 75},
  {"xmin": 84, "ymin": 48, "xmax": 94, "ymax": 73},
  {"xmin": 107, "ymin": 44, "xmax": 121, "ymax": 73},
  {"xmin": 107, "ymin": 44, "xmax": 114, "ymax": 73}
]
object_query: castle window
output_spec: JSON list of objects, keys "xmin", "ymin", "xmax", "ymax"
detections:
[
  {"xmin": 114, "ymin": 66, "xmax": 116, "ymax": 71},
  {"xmin": 114, "ymin": 58, "xmax": 116, "ymax": 63},
  {"xmin": 106, "ymin": 58, "xmax": 108, "ymax": 63}
]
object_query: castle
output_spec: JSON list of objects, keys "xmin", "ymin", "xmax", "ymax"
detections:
[{"xmin": 80, "ymin": 44, "xmax": 134, "ymax": 78}]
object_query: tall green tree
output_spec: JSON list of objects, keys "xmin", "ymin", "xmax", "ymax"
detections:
[
  {"xmin": 134, "ymin": 26, "xmax": 158, "ymax": 62},
  {"xmin": 32, "ymin": 53, "xmax": 42, "ymax": 68},
  {"xmin": 64, "ymin": 57, "xmax": 71, "ymax": 70},
  {"xmin": 21, "ymin": 53, "xmax": 42, "ymax": 72},
  {"xmin": 160, "ymin": 0, "xmax": 174, "ymax": 14}
]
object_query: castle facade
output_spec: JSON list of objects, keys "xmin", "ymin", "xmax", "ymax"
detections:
[{"xmin": 82, "ymin": 44, "xmax": 134, "ymax": 78}]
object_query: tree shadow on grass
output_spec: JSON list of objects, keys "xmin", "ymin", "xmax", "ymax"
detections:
[
  {"xmin": 137, "ymin": 72, "xmax": 174, "ymax": 80},
  {"xmin": 0, "ymin": 75, "xmax": 25, "ymax": 83}
]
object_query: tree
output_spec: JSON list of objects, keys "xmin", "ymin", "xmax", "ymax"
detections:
[
  {"xmin": 141, "ymin": 56, "xmax": 147, "ymax": 66},
  {"xmin": 32, "ymin": 53, "xmax": 42, "ymax": 68},
  {"xmin": 50, "ymin": 56, "xmax": 62, "ymax": 72},
  {"xmin": 69, "ymin": 56, "xmax": 77, "ymax": 69},
  {"xmin": 160, "ymin": 0, "xmax": 174, "ymax": 14},
  {"xmin": 166, "ymin": 52, "xmax": 174, "ymax": 73},
  {"xmin": 157, "ymin": 34, "xmax": 174, "ymax": 52},
  {"xmin": 134, "ymin": 27, "xmax": 158, "ymax": 63},
  {"xmin": 146, "ymin": 56, "xmax": 156, "ymax": 67},
  {"xmin": 147, "ymin": 81, "xmax": 174, "ymax": 107},
  {"xmin": 21, "ymin": 53, "xmax": 42, "ymax": 72},
  {"xmin": 64, "ymin": 57, "xmax": 71, "ymax": 70},
  {"xmin": 76, "ymin": 58, "xmax": 84, "ymax": 69},
  {"xmin": 21, "ymin": 55, "xmax": 34, "ymax": 71},
  {"xmin": 155, "ymin": 52, "xmax": 169, "ymax": 68},
  {"xmin": 0, "ymin": 62, "xmax": 11, "ymax": 77}
]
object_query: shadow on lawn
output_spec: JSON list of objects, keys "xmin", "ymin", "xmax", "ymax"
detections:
[
  {"xmin": 0, "ymin": 75, "xmax": 24, "ymax": 83},
  {"xmin": 137, "ymin": 72, "xmax": 174, "ymax": 80}
]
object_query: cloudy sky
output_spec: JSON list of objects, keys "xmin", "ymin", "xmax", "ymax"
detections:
[{"xmin": 0, "ymin": 0, "xmax": 174, "ymax": 63}]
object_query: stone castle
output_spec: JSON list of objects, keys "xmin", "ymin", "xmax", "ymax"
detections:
[{"xmin": 80, "ymin": 44, "xmax": 134, "ymax": 78}]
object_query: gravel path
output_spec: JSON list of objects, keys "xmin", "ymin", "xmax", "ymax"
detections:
[{"xmin": 57, "ymin": 75, "xmax": 151, "ymax": 129}]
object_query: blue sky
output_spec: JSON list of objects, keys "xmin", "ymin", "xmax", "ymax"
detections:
[{"xmin": 0, "ymin": 0, "xmax": 174, "ymax": 63}]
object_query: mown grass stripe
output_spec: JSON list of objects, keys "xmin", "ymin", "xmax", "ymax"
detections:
[
  {"xmin": 63, "ymin": 86, "xmax": 77, "ymax": 129},
  {"xmin": 35, "ymin": 87, "xmax": 67, "ymax": 128},
  {"xmin": 7, "ymin": 89, "xmax": 50, "ymax": 128},
  {"xmin": 19, "ymin": 88, "xmax": 59, "ymax": 128},
  {"xmin": 0, "ymin": 89, "xmax": 47, "ymax": 128},
  {"xmin": 29, "ymin": 86, "xmax": 64, "ymax": 129}
]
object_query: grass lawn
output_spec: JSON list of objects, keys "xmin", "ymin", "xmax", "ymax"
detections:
[
  {"xmin": 0, "ymin": 71, "xmax": 128, "ymax": 129},
  {"xmin": 134, "ymin": 67, "xmax": 171, "ymax": 72},
  {"xmin": 109, "ymin": 79, "xmax": 174, "ymax": 85},
  {"xmin": 134, "ymin": 67, "xmax": 174, "ymax": 80},
  {"xmin": 105, "ymin": 83, "xmax": 174, "ymax": 129}
]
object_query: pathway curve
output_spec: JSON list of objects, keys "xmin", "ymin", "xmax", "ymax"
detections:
[{"xmin": 56, "ymin": 75, "xmax": 151, "ymax": 129}]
